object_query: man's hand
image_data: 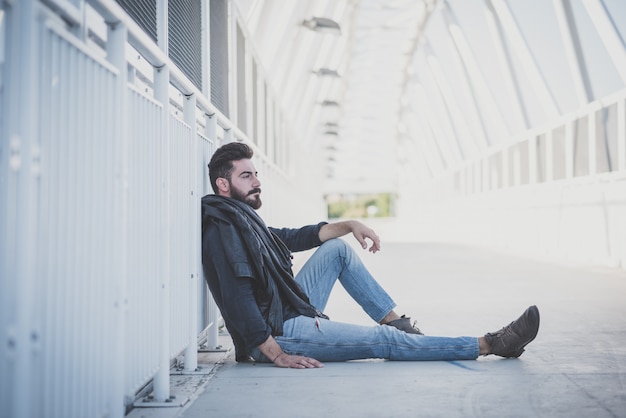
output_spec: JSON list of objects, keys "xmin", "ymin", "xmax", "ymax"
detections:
[
  {"xmin": 319, "ymin": 220, "xmax": 381, "ymax": 253},
  {"xmin": 273, "ymin": 353, "xmax": 324, "ymax": 369},
  {"xmin": 259, "ymin": 336, "xmax": 323, "ymax": 369},
  {"xmin": 350, "ymin": 221, "xmax": 381, "ymax": 253}
]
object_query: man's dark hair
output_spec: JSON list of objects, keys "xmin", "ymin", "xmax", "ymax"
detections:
[{"xmin": 208, "ymin": 142, "xmax": 254, "ymax": 194}]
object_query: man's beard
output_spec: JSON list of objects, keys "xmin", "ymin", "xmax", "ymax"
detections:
[{"xmin": 230, "ymin": 185, "xmax": 262, "ymax": 209}]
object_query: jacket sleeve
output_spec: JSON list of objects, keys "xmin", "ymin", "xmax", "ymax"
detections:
[
  {"xmin": 202, "ymin": 221, "xmax": 272, "ymax": 354},
  {"xmin": 269, "ymin": 222, "xmax": 328, "ymax": 252}
]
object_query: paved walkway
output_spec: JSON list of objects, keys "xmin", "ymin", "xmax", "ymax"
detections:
[{"xmin": 129, "ymin": 242, "xmax": 626, "ymax": 418}]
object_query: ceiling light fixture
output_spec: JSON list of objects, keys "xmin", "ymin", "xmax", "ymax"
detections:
[
  {"xmin": 314, "ymin": 68, "xmax": 341, "ymax": 77},
  {"xmin": 302, "ymin": 17, "xmax": 341, "ymax": 35}
]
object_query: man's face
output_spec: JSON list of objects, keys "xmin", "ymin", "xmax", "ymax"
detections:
[{"xmin": 219, "ymin": 159, "xmax": 262, "ymax": 209}]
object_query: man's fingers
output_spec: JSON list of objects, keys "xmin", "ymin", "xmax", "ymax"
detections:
[{"xmin": 276, "ymin": 354, "xmax": 323, "ymax": 369}]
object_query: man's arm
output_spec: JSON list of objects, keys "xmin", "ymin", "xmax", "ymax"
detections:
[
  {"xmin": 258, "ymin": 335, "xmax": 323, "ymax": 369},
  {"xmin": 318, "ymin": 220, "xmax": 381, "ymax": 253}
]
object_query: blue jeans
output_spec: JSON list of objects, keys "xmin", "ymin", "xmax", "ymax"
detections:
[{"xmin": 251, "ymin": 239, "xmax": 479, "ymax": 362}]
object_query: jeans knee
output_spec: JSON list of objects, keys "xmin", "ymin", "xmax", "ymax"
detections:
[{"xmin": 319, "ymin": 238, "xmax": 351, "ymax": 256}]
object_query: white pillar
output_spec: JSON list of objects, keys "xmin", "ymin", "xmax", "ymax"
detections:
[
  {"xmin": 106, "ymin": 17, "xmax": 129, "ymax": 418},
  {"xmin": 9, "ymin": 0, "xmax": 38, "ymax": 415},
  {"xmin": 184, "ymin": 94, "xmax": 199, "ymax": 372}
]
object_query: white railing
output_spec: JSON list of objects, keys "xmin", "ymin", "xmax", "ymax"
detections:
[
  {"xmin": 0, "ymin": 1, "xmax": 318, "ymax": 417},
  {"xmin": 397, "ymin": 89, "xmax": 626, "ymax": 268}
]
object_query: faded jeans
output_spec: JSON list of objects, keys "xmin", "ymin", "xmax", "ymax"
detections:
[{"xmin": 251, "ymin": 239, "xmax": 479, "ymax": 362}]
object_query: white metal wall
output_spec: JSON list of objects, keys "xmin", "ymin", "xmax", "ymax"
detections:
[
  {"xmin": 125, "ymin": 86, "xmax": 164, "ymax": 396},
  {"xmin": 0, "ymin": 0, "xmax": 323, "ymax": 417}
]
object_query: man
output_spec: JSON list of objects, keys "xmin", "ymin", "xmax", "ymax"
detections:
[{"xmin": 201, "ymin": 142, "xmax": 540, "ymax": 369}]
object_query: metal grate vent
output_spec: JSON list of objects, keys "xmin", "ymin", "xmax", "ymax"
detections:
[
  {"xmin": 169, "ymin": 0, "xmax": 203, "ymax": 91},
  {"xmin": 210, "ymin": 0, "xmax": 229, "ymax": 117},
  {"xmin": 115, "ymin": 0, "xmax": 157, "ymax": 41}
]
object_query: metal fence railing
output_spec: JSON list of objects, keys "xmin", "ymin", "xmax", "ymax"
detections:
[{"xmin": 0, "ymin": 1, "xmax": 307, "ymax": 417}]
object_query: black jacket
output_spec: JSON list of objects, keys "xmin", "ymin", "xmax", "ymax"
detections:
[{"xmin": 201, "ymin": 195, "xmax": 328, "ymax": 361}]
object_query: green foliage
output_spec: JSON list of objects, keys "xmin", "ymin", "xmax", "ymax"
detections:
[{"xmin": 326, "ymin": 193, "xmax": 395, "ymax": 219}]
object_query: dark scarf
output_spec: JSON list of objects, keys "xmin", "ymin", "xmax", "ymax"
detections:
[{"xmin": 201, "ymin": 195, "xmax": 327, "ymax": 336}]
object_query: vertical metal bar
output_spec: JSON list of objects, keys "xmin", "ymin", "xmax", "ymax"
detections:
[
  {"xmin": 184, "ymin": 94, "xmax": 199, "ymax": 372},
  {"xmin": 10, "ymin": 0, "xmax": 37, "ymax": 416},
  {"xmin": 206, "ymin": 113, "xmax": 217, "ymax": 142},
  {"xmin": 488, "ymin": 0, "xmax": 560, "ymax": 120},
  {"xmin": 618, "ymin": 99, "xmax": 625, "ymax": 171},
  {"xmin": 546, "ymin": 129, "xmax": 554, "ymax": 182},
  {"xmin": 224, "ymin": 127, "xmax": 233, "ymax": 144},
  {"xmin": 422, "ymin": 51, "xmax": 469, "ymax": 160},
  {"xmin": 502, "ymin": 147, "xmax": 510, "ymax": 190},
  {"xmin": 152, "ymin": 0, "xmax": 171, "ymax": 402},
  {"xmin": 529, "ymin": 135, "xmax": 537, "ymax": 185},
  {"xmin": 106, "ymin": 18, "xmax": 127, "ymax": 418},
  {"xmin": 589, "ymin": 109, "xmax": 597, "ymax": 176},
  {"xmin": 553, "ymin": 0, "xmax": 593, "ymax": 104},
  {"xmin": 565, "ymin": 121, "xmax": 574, "ymax": 178},
  {"xmin": 442, "ymin": 3, "xmax": 507, "ymax": 146},
  {"xmin": 153, "ymin": 63, "xmax": 171, "ymax": 402},
  {"xmin": 204, "ymin": 113, "xmax": 221, "ymax": 350},
  {"xmin": 483, "ymin": 0, "xmax": 529, "ymax": 131},
  {"xmin": 582, "ymin": 0, "xmax": 626, "ymax": 85},
  {"xmin": 202, "ymin": 0, "xmax": 211, "ymax": 99}
]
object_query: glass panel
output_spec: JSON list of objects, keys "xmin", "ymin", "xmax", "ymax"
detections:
[
  {"xmin": 536, "ymin": 134, "xmax": 546, "ymax": 183},
  {"xmin": 490, "ymin": 152, "xmax": 503, "ymax": 190},
  {"xmin": 595, "ymin": 104, "xmax": 618, "ymax": 173},
  {"xmin": 573, "ymin": 116, "xmax": 589, "ymax": 177},
  {"xmin": 553, "ymin": 126, "xmax": 566, "ymax": 180},
  {"xmin": 519, "ymin": 141, "xmax": 529, "ymax": 185}
]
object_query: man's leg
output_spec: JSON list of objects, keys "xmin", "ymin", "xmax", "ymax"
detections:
[
  {"xmin": 252, "ymin": 316, "xmax": 479, "ymax": 362},
  {"xmin": 249, "ymin": 306, "xmax": 539, "ymax": 363},
  {"xmin": 294, "ymin": 239, "xmax": 397, "ymax": 323}
]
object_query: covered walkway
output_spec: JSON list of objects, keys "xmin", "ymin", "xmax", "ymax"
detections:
[
  {"xmin": 2, "ymin": 1, "xmax": 626, "ymax": 417},
  {"xmin": 129, "ymin": 240, "xmax": 626, "ymax": 418}
]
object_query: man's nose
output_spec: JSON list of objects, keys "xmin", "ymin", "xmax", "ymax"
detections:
[{"xmin": 253, "ymin": 176, "xmax": 261, "ymax": 188}]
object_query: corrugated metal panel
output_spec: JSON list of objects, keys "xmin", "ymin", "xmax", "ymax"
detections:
[
  {"xmin": 236, "ymin": 22, "xmax": 247, "ymax": 133},
  {"xmin": 36, "ymin": 20, "xmax": 119, "ymax": 418},
  {"xmin": 198, "ymin": 133, "xmax": 216, "ymax": 333},
  {"xmin": 125, "ymin": 86, "xmax": 164, "ymax": 394},
  {"xmin": 168, "ymin": 114, "xmax": 195, "ymax": 356},
  {"xmin": 169, "ymin": 0, "xmax": 203, "ymax": 91},
  {"xmin": 0, "ymin": 0, "xmax": 299, "ymax": 416},
  {"xmin": 115, "ymin": 0, "xmax": 157, "ymax": 42},
  {"xmin": 210, "ymin": 0, "xmax": 229, "ymax": 117}
]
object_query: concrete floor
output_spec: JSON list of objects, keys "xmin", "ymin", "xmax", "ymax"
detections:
[{"xmin": 129, "ymin": 242, "xmax": 626, "ymax": 418}]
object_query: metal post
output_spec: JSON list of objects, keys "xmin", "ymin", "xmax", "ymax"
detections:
[
  {"xmin": 588, "ymin": 109, "xmax": 597, "ymax": 176},
  {"xmin": 582, "ymin": 0, "xmax": 626, "ymax": 85},
  {"xmin": 488, "ymin": 0, "xmax": 560, "ymax": 120},
  {"xmin": 553, "ymin": 0, "xmax": 593, "ymax": 105},
  {"xmin": 152, "ymin": 0, "xmax": 172, "ymax": 403},
  {"xmin": 529, "ymin": 135, "xmax": 537, "ymax": 185},
  {"xmin": 203, "ymin": 113, "xmax": 223, "ymax": 352},
  {"xmin": 546, "ymin": 129, "xmax": 554, "ymax": 183},
  {"xmin": 224, "ymin": 127, "xmax": 234, "ymax": 144},
  {"xmin": 183, "ymin": 94, "xmax": 199, "ymax": 372},
  {"xmin": 10, "ymin": 0, "xmax": 38, "ymax": 416},
  {"xmin": 106, "ymin": 17, "xmax": 128, "ymax": 418},
  {"xmin": 565, "ymin": 121, "xmax": 574, "ymax": 179},
  {"xmin": 618, "ymin": 99, "xmax": 625, "ymax": 172},
  {"xmin": 153, "ymin": 63, "xmax": 171, "ymax": 403}
]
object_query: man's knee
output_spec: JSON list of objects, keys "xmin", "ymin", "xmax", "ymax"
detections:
[{"xmin": 319, "ymin": 238, "xmax": 351, "ymax": 256}]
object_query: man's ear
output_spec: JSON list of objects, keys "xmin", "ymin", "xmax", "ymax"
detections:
[{"xmin": 216, "ymin": 177, "xmax": 229, "ymax": 194}]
